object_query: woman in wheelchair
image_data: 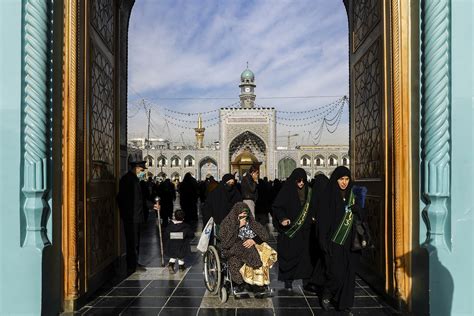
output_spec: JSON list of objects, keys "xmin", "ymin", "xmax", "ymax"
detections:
[{"xmin": 218, "ymin": 202, "xmax": 277, "ymax": 294}]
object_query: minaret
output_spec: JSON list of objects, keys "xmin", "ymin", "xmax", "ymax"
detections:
[
  {"xmin": 239, "ymin": 63, "xmax": 256, "ymax": 108},
  {"xmin": 194, "ymin": 114, "xmax": 205, "ymax": 149}
]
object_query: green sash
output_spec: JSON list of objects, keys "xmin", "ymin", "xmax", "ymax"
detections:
[
  {"xmin": 285, "ymin": 187, "xmax": 312, "ymax": 238},
  {"xmin": 331, "ymin": 190, "xmax": 356, "ymax": 245}
]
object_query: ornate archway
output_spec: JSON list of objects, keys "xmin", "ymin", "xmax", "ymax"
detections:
[
  {"xmin": 229, "ymin": 131, "xmax": 266, "ymax": 176},
  {"xmin": 198, "ymin": 157, "xmax": 218, "ymax": 180},
  {"xmin": 231, "ymin": 151, "xmax": 260, "ymax": 179}
]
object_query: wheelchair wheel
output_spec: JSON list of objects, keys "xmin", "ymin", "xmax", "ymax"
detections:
[
  {"xmin": 203, "ymin": 245, "xmax": 221, "ymax": 295},
  {"xmin": 219, "ymin": 285, "xmax": 229, "ymax": 303}
]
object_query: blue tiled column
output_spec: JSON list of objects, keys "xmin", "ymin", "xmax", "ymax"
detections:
[{"xmin": 420, "ymin": 0, "xmax": 473, "ymax": 315}]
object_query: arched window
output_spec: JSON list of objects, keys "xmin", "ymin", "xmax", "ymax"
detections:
[
  {"xmin": 144, "ymin": 155, "xmax": 154, "ymax": 167},
  {"xmin": 300, "ymin": 155, "xmax": 311, "ymax": 167},
  {"xmin": 342, "ymin": 156, "xmax": 350, "ymax": 166},
  {"xmin": 171, "ymin": 155, "xmax": 181, "ymax": 167},
  {"xmin": 315, "ymin": 155, "xmax": 325, "ymax": 167},
  {"xmin": 157, "ymin": 155, "xmax": 167, "ymax": 167},
  {"xmin": 184, "ymin": 155, "xmax": 195, "ymax": 167},
  {"xmin": 328, "ymin": 155, "xmax": 338, "ymax": 167}
]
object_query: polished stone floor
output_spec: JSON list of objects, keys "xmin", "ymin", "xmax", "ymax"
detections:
[{"xmin": 76, "ymin": 200, "xmax": 400, "ymax": 316}]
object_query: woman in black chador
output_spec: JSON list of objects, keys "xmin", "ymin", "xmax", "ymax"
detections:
[
  {"xmin": 318, "ymin": 166, "xmax": 365, "ymax": 315},
  {"xmin": 179, "ymin": 172, "xmax": 199, "ymax": 226},
  {"xmin": 272, "ymin": 168, "xmax": 315, "ymax": 290}
]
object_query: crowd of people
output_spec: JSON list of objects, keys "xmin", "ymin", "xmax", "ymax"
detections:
[{"xmin": 117, "ymin": 161, "xmax": 366, "ymax": 316}]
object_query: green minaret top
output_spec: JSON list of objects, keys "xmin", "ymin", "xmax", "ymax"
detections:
[{"xmin": 241, "ymin": 68, "xmax": 255, "ymax": 81}]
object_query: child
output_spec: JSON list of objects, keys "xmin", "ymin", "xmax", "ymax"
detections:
[{"xmin": 164, "ymin": 209, "xmax": 194, "ymax": 273}]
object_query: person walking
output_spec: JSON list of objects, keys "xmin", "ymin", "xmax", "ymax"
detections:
[
  {"xmin": 318, "ymin": 166, "xmax": 365, "ymax": 315},
  {"xmin": 179, "ymin": 172, "xmax": 199, "ymax": 228},
  {"xmin": 272, "ymin": 168, "xmax": 315, "ymax": 291},
  {"xmin": 202, "ymin": 173, "xmax": 242, "ymax": 226},
  {"xmin": 158, "ymin": 178, "xmax": 176, "ymax": 228},
  {"xmin": 117, "ymin": 161, "xmax": 159, "ymax": 274},
  {"xmin": 307, "ymin": 174, "xmax": 330, "ymax": 292},
  {"xmin": 241, "ymin": 165, "xmax": 259, "ymax": 217}
]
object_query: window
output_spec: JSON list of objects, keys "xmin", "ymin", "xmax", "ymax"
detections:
[
  {"xmin": 315, "ymin": 156, "xmax": 325, "ymax": 167},
  {"xmin": 329, "ymin": 156, "xmax": 338, "ymax": 167},
  {"xmin": 342, "ymin": 157, "xmax": 349, "ymax": 166},
  {"xmin": 184, "ymin": 156, "xmax": 195, "ymax": 167},
  {"xmin": 171, "ymin": 156, "xmax": 181, "ymax": 167},
  {"xmin": 301, "ymin": 155, "xmax": 311, "ymax": 167},
  {"xmin": 157, "ymin": 156, "xmax": 167, "ymax": 167}
]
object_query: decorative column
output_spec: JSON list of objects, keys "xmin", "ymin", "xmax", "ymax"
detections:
[
  {"xmin": 420, "ymin": 0, "xmax": 451, "ymax": 250},
  {"xmin": 21, "ymin": 0, "xmax": 53, "ymax": 250}
]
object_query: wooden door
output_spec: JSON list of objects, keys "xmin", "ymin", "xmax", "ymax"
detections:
[
  {"xmin": 85, "ymin": 0, "xmax": 119, "ymax": 291},
  {"xmin": 347, "ymin": 0, "xmax": 391, "ymax": 293}
]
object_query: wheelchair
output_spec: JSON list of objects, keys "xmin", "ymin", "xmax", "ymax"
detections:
[{"xmin": 203, "ymin": 224, "xmax": 273, "ymax": 303}]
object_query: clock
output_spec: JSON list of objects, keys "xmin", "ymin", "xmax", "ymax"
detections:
[{"xmin": 245, "ymin": 87, "xmax": 251, "ymax": 92}]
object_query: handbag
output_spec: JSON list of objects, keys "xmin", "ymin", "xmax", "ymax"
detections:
[
  {"xmin": 351, "ymin": 215, "xmax": 374, "ymax": 251},
  {"xmin": 349, "ymin": 185, "xmax": 374, "ymax": 251}
]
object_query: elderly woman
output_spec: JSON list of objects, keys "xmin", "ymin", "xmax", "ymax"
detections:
[{"xmin": 218, "ymin": 202, "xmax": 277, "ymax": 293}]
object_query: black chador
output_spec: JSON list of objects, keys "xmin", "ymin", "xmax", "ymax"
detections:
[
  {"xmin": 308, "ymin": 174, "xmax": 330, "ymax": 287},
  {"xmin": 318, "ymin": 166, "xmax": 364, "ymax": 312},
  {"xmin": 272, "ymin": 168, "xmax": 315, "ymax": 288},
  {"xmin": 202, "ymin": 173, "xmax": 242, "ymax": 225}
]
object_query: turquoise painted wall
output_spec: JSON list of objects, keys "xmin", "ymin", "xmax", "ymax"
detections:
[
  {"xmin": 432, "ymin": 1, "xmax": 474, "ymax": 315},
  {"xmin": 448, "ymin": 1, "xmax": 474, "ymax": 314},
  {"xmin": 0, "ymin": 1, "xmax": 42, "ymax": 315}
]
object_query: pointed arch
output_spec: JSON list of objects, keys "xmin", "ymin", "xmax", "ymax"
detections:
[
  {"xmin": 199, "ymin": 156, "xmax": 218, "ymax": 180},
  {"xmin": 157, "ymin": 154, "xmax": 167, "ymax": 167},
  {"xmin": 184, "ymin": 155, "xmax": 195, "ymax": 167},
  {"xmin": 170, "ymin": 155, "xmax": 181, "ymax": 167},
  {"xmin": 300, "ymin": 154, "xmax": 311, "ymax": 167},
  {"xmin": 315, "ymin": 155, "xmax": 325, "ymax": 167}
]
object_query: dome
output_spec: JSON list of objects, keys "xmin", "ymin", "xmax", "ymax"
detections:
[{"xmin": 241, "ymin": 68, "xmax": 255, "ymax": 81}]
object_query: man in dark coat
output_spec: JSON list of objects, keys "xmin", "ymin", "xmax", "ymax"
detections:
[
  {"xmin": 272, "ymin": 168, "xmax": 315, "ymax": 290},
  {"xmin": 202, "ymin": 173, "xmax": 242, "ymax": 226},
  {"xmin": 117, "ymin": 161, "xmax": 159, "ymax": 274}
]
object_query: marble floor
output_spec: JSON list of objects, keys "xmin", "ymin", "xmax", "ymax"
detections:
[{"xmin": 76, "ymin": 209, "xmax": 400, "ymax": 316}]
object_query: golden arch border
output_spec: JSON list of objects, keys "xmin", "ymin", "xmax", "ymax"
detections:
[{"xmin": 60, "ymin": 0, "xmax": 418, "ymax": 311}]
